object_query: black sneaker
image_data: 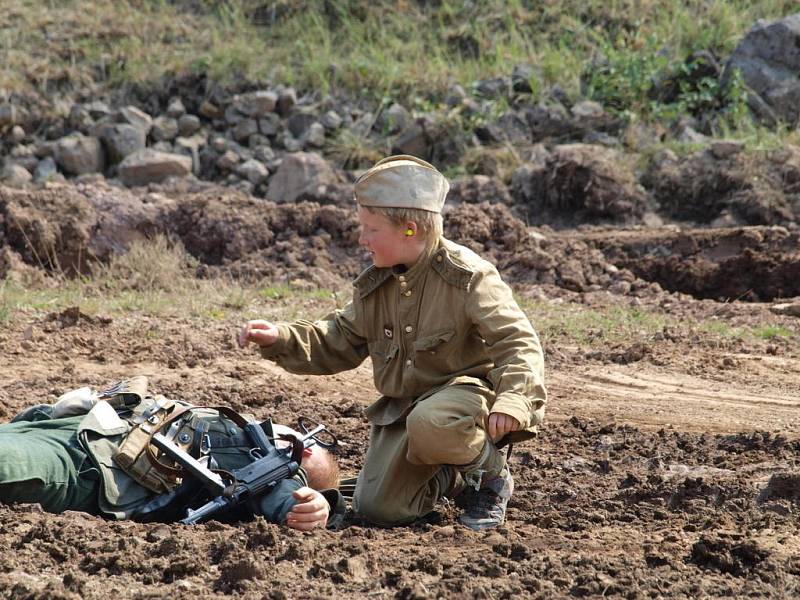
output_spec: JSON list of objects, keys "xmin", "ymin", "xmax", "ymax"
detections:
[{"xmin": 456, "ymin": 466, "xmax": 514, "ymax": 531}]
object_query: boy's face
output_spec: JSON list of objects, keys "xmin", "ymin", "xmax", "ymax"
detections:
[{"xmin": 357, "ymin": 206, "xmax": 415, "ymax": 268}]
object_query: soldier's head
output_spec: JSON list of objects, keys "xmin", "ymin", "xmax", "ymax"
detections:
[
  {"xmin": 301, "ymin": 445, "xmax": 340, "ymax": 491},
  {"xmin": 354, "ymin": 155, "xmax": 447, "ymax": 268},
  {"xmin": 273, "ymin": 424, "xmax": 340, "ymax": 490}
]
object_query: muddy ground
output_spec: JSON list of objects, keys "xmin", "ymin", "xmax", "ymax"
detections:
[{"xmin": 1, "ymin": 185, "xmax": 800, "ymax": 598}]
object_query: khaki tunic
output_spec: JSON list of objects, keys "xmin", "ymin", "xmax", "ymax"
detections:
[
  {"xmin": 262, "ymin": 237, "xmax": 546, "ymax": 430},
  {"xmin": 261, "ymin": 237, "xmax": 547, "ymax": 523}
]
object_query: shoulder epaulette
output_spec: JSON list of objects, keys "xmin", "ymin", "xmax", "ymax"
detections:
[
  {"xmin": 353, "ymin": 265, "xmax": 393, "ymax": 299},
  {"xmin": 431, "ymin": 247, "xmax": 475, "ymax": 291}
]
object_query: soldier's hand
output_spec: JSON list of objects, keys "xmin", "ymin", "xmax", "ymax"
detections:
[
  {"xmin": 286, "ymin": 487, "xmax": 329, "ymax": 531},
  {"xmin": 488, "ymin": 412, "xmax": 521, "ymax": 442},
  {"xmin": 237, "ymin": 320, "xmax": 279, "ymax": 348}
]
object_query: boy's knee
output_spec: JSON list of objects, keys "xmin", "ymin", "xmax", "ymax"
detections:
[{"xmin": 354, "ymin": 490, "xmax": 409, "ymax": 527}]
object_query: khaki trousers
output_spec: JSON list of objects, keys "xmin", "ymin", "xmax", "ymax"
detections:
[{"xmin": 353, "ymin": 384, "xmax": 492, "ymax": 525}]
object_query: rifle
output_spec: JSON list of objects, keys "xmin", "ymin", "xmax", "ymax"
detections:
[{"xmin": 148, "ymin": 420, "xmax": 329, "ymax": 525}]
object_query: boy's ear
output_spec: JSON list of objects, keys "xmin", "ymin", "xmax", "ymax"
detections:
[
  {"xmin": 405, "ymin": 222, "xmax": 418, "ymax": 237},
  {"xmin": 302, "ymin": 447, "xmax": 313, "ymax": 457}
]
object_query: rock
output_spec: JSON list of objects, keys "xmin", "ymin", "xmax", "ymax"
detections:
[
  {"xmin": 321, "ymin": 110, "xmax": 343, "ymax": 130},
  {"xmin": 118, "ymin": 106, "xmax": 153, "ymax": 136},
  {"xmin": 151, "ymin": 116, "xmax": 179, "ymax": 142},
  {"xmin": 100, "ymin": 123, "xmax": 147, "ymax": 163},
  {"xmin": 84, "ymin": 100, "xmax": 112, "ymax": 119},
  {"xmin": 724, "ymin": 13, "xmax": 800, "ymax": 125},
  {"xmin": 445, "ymin": 83, "xmax": 468, "ymax": 107},
  {"xmin": 166, "ymin": 97, "xmax": 186, "ymax": 118},
  {"xmin": 770, "ymin": 302, "xmax": 800, "ymax": 317},
  {"xmin": 232, "ymin": 118, "xmax": 258, "ymax": 143},
  {"xmin": 198, "ymin": 100, "xmax": 223, "ymax": 120},
  {"xmin": 1, "ymin": 164, "xmax": 32, "ymax": 186},
  {"xmin": 177, "ymin": 114, "xmax": 201, "ymax": 136},
  {"xmin": 304, "ymin": 122, "xmax": 326, "ymax": 148},
  {"xmin": 10, "ymin": 125, "xmax": 25, "ymax": 144},
  {"xmin": 511, "ymin": 64, "xmax": 539, "ymax": 93},
  {"xmin": 572, "ymin": 100, "xmax": 605, "ymax": 120},
  {"xmin": 710, "ymin": 139, "xmax": 745, "ymax": 159},
  {"xmin": 233, "ymin": 90, "xmax": 278, "ymax": 117},
  {"xmin": 266, "ymin": 151, "xmax": 339, "ymax": 203},
  {"xmin": 253, "ymin": 145, "xmax": 275, "ymax": 164},
  {"xmin": 236, "ymin": 159, "xmax": 269, "ymax": 184},
  {"xmin": 216, "ymin": 150, "xmax": 241, "ymax": 172},
  {"xmin": 377, "ymin": 103, "xmax": 410, "ymax": 135},
  {"xmin": 287, "ymin": 111, "xmax": 317, "ymax": 139},
  {"xmin": 259, "ymin": 114, "xmax": 280, "ymax": 137},
  {"xmin": 477, "ymin": 110, "xmax": 529, "ymax": 144},
  {"xmin": 277, "ymin": 87, "xmax": 297, "ymax": 116},
  {"xmin": 474, "ymin": 77, "xmax": 509, "ymax": 98},
  {"xmin": 118, "ymin": 149, "xmax": 192, "ymax": 186},
  {"xmin": 0, "ymin": 103, "xmax": 17, "ymax": 126},
  {"xmin": 54, "ymin": 134, "xmax": 105, "ymax": 175},
  {"xmin": 33, "ymin": 157, "xmax": 58, "ymax": 182},
  {"xmin": 68, "ymin": 104, "xmax": 93, "ymax": 132},
  {"xmin": 523, "ymin": 103, "xmax": 573, "ymax": 141},
  {"xmin": 677, "ymin": 126, "xmax": 710, "ymax": 145}
]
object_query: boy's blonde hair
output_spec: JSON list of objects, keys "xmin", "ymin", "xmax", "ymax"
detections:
[{"xmin": 364, "ymin": 205, "xmax": 443, "ymax": 246}]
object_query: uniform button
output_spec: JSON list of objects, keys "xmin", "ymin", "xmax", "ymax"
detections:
[
  {"xmin": 405, "ymin": 359, "xmax": 412, "ymax": 366},
  {"xmin": 400, "ymin": 281, "xmax": 408, "ymax": 288},
  {"xmin": 404, "ymin": 291, "xmax": 412, "ymax": 297},
  {"xmin": 405, "ymin": 325, "xmax": 413, "ymax": 333},
  {"xmin": 436, "ymin": 255, "xmax": 443, "ymax": 262},
  {"xmin": 398, "ymin": 275, "xmax": 406, "ymax": 282}
]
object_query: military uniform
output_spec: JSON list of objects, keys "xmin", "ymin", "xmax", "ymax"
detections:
[
  {"xmin": 0, "ymin": 382, "xmax": 332, "ymax": 524},
  {"xmin": 261, "ymin": 236, "xmax": 547, "ymax": 524}
]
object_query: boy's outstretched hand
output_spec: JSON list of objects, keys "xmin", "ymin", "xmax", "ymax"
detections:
[
  {"xmin": 488, "ymin": 412, "xmax": 521, "ymax": 442},
  {"xmin": 237, "ymin": 320, "xmax": 280, "ymax": 348},
  {"xmin": 286, "ymin": 487, "xmax": 329, "ymax": 531}
]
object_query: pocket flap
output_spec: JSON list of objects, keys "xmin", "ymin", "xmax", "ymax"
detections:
[{"xmin": 413, "ymin": 330, "xmax": 455, "ymax": 352}]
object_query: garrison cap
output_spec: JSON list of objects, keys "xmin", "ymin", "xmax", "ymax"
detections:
[{"xmin": 354, "ymin": 155, "xmax": 449, "ymax": 213}]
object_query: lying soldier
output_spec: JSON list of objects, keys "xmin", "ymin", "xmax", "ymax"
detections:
[{"xmin": 0, "ymin": 376, "xmax": 343, "ymax": 530}]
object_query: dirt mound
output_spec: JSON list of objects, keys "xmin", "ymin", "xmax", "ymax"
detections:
[
  {"xmin": 581, "ymin": 225, "xmax": 800, "ymax": 301},
  {"xmin": 512, "ymin": 144, "xmax": 651, "ymax": 226},
  {"xmin": 169, "ymin": 189, "xmax": 361, "ymax": 288},
  {"xmin": 644, "ymin": 146, "xmax": 800, "ymax": 225},
  {"xmin": 0, "ymin": 183, "xmax": 172, "ymax": 275}
]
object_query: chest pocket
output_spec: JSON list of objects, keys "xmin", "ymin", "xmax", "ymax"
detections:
[
  {"xmin": 413, "ymin": 330, "xmax": 456, "ymax": 355},
  {"xmin": 369, "ymin": 338, "xmax": 399, "ymax": 364}
]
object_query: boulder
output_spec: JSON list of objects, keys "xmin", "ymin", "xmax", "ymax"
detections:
[
  {"xmin": 33, "ymin": 157, "xmax": 59, "ymax": 182},
  {"xmin": 150, "ymin": 116, "xmax": 179, "ymax": 142},
  {"xmin": 266, "ymin": 152, "xmax": 339, "ymax": 203},
  {"xmin": 54, "ymin": 134, "xmax": 105, "ymax": 175},
  {"xmin": 118, "ymin": 105, "xmax": 153, "ymax": 136},
  {"xmin": 724, "ymin": 13, "xmax": 800, "ymax": 125},
  {"xmin": 118, "ymin": 149, "xmax": 192, "ymax": 187},
  {"xmin": 1, "ymin": 164, "xmax": 32, "ymax": 187},
  {"xmin": 236, "ymin": 159, "xmax": 269, "ymax": 185},
  {"xmin": 233, "ymin": 90, "xmax": 278, "ymax": 117},
  {"xmin": 100, "ymin": 123, "xmax": 147, "ymax": 163}
]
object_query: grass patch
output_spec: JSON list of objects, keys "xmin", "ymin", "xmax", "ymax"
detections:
[
  {"xmin": 2, "ymin": 0, "xmax": 796, "ymax": 126},
  {"xmin": 0, "ymin": 236, "xmax": 343, "ymax": 323},
  {"xmin": 518, "ymin": 297, "xmax": 671, "ymax": 346}
]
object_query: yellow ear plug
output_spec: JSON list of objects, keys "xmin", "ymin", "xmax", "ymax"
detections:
[{"xmin": 405, "ymin": 229, "xmax": 414, "ymax": 236}]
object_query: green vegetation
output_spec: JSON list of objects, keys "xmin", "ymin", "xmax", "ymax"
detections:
[
  {"xmin": 1, "ymin": 1, "xmax": 796, "ymax": 128},
  {"xmin": 518, "ymin": 297, "xmax": 671, "ymax": 346}
]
